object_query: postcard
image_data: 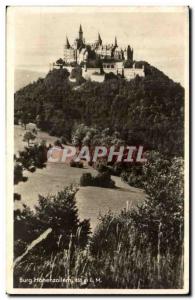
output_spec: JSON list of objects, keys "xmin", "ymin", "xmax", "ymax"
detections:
[{"xmin": 6, "ymin": 6, "xmax": 189, "ymax": 295}]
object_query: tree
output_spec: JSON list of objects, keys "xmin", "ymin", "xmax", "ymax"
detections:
[
  {"xmin": 14, "ymin": 186, "xmax": 91, "ymax": 257},
  {"xmin": 131, "ymin": 152, "xmax": 184, "ymax": 256},
  {"xmin": 14, "ymin": 160, "xmax": 28, "ymax": 202},
  {"xmin": 17, "ymin": 143, "xmax": 47, "ymax": 170},
  {"xmin": 56, "ymin": 58, "xmax": 65, "ymax": 68},
  {"xmin": 23, "ymin": 131, "xmax": 36, "ymax": 146},
  {"xmin": 14, "ymin": 162, "xmax": 24, "ymax": 185},
  {"xmin": 20, "ymin": 112, "xmax": 30, "ymax": 130}
]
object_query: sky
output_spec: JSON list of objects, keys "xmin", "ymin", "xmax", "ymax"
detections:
[{"xmin": 8, "ymin": 7, "xmax": 188, "ymax": 85}]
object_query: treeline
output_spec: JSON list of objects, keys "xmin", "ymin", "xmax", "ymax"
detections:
[{"xmin": 14, "ymin": 62, "xmax": 184, "ymax": 157}]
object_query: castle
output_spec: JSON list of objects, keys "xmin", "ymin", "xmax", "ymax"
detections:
[{"xmin": 53, "ymin": 25, "xmax": 145, "ymax": 82}]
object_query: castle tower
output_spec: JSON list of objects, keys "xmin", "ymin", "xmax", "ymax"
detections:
[
  {"xmin": 65, "ymin": 36, "xmax": 70, "ymax": 49},
  {"xmin": 115, "ymin": 36, "xmax": 118, "ymax": 47},
  {"xmin": 127, "ymin": 45, "xmax": 133, "ymax": 61},
  {"xmin": 79, "ymin": 24, "xmax": 83, "ymax": 41},
  {"xmin": 98, "ymin": 33, "xmax": 102, "ymax": 45},
  {"xmin": 64, "ymin": 35, "xmax": 75, "ymax": 63}
]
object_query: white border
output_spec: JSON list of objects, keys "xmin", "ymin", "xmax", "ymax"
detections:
[{"xmin": 1, "ymin": 2, "xmax": 191, "ymax": 298}]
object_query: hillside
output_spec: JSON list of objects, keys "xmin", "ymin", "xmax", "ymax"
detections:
[
  {"xmin": 14, "ymin": 125, "xmax": 146, "ymax": 231},
  {"xmin": 14, "ymin": 62, "xmax": 184, "ymax": 156}
]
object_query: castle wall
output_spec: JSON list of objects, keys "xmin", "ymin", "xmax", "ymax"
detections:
[
  {"xmin": 61, "ymin": 64, "xmax": 145, "ymax": 83},
  {"xmin": 65, "ymin": 66, "xmax": 73, "ymax": 73},
  {"xmin": 124, "ymin": 68, "xmax": 145, "ymax": 80},
  {"xmin": 82, "ymin": 66, "xmax": 145, "ymax": 81},
  {"xmin": 64, "ymin": 48, "xmax": 75, "ymax": 63},
  {"xmin": 90, "ymin": 74, "xmax": 105, "ymax": 82},
  {"xmin": 82, "ymin": 68, "xmax": 101, "ymax": 80},
  {"xmin": 103, "ymin": 67, "xmax": 117, "ymax": 74},
  {"xmin": 53, "ymin": 65, "xmax": 62, "ymax": 70}
]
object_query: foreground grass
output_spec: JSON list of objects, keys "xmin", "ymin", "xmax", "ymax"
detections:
[
  {"xmin": 14, "ymin": 248, "xmax": 183, "ymax": 289},
  {"xmin": 14, "ymin": 211, "xmax": 183, "ymax": 289}
]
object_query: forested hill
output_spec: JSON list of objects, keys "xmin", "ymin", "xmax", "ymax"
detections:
[{"xmin": 14, "ymin": 61, "xmax": 184, "ymax": 157}]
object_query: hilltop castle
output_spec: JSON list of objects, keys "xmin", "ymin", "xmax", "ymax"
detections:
[{"xmin": 53, "ymin": 25, "xmax": 145, "ymax": 82}]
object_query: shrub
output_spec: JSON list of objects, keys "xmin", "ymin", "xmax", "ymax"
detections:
[
  {"xmin": 107, "ymin": 162, "xmax": 126, "ymax": 176},
  {"xmin": 60, "ymin": 136, "xmax": 67, "ymax": 145},
  {"xmin": 23, "ymin": 131, "xmax": 36, "ymax": 146},
  {"xmin": 14, "ymin": 193, "xmax": 21, "ymax": 201},
  {"xmin": 80, "ymin": 171, "xmax": 115, "ymax": 188},
  {"xmin": 133, "ymin": 151, "xmax": 184, "ymax": 255},
  {"xmin": 121, "ymin": 164, "xmax": 145, "ymax": 188},
  {"xmin": 89, "ymin": 209, "xmax": 183, "ymax": 289},
  {"xmin": 95, "ymin": 161, "xmax": 109, "ymax": 173},
  {"xmin": 14, "ymin": 162, "xmax": 24, "ymax": 185},
  {"xmin": 28, "ymin": 165, "xmax": 36, "ymax": 172},
  {"xmin": 80, "ymin": 173, "xmax": 93, "ymax": 186},
  {"xmin": 54, "ymin": 139, "xmax": 64, "ymax": 148},
  {"xmin": 70, "ymin": 160, "xmax": 83, "ymax": 168},
  {"xmin": 93, "ymin": 171, "xmax": 115, "ymax": 188},
  {"xmin": 14, "ymin": 185, "xmax": 91, "ymax": 258},
  {"xmin": 16, "ymin": 143, "xmax": 47, "ymax": 170},
  {"xmin": 121, "ymin": 171, "xmax": 144, "ymax": 188},
  {"xmin": 120, "ymin": 151, "xmax": 184, "ymax": 257}
]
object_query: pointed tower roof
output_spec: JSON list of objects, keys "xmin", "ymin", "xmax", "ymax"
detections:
[
  {"xmin": 115, "ymin": 36, "xmax": 118, "ymax": 47},
  {"xmin": 79, "ymin": 24, "xmax": 83, "ymax": 33},
  {"xmin": 98, "ymin": 32, "xmax": 102, "ymax": 45},
  {"xmin": 65, "ymin": 36, "xmax": 70, "ymax": 49}
]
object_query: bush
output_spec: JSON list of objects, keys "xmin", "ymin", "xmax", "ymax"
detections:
[
  {"xmin": 133, "ymin": 151, "xmax": 184, "ymax": 255},
  {"xmin": 121, "ymin": 152, "xmax": 184, "ymax": 255},
  {"xmin": 80, "ymin": 173, "xmax": 93, "ymax": 186},
  {"xmin": 60, "ymin": 136, "xmax": 67, "ymax": 145},
  {"xmin": 70, "ymin": 160, "xmax": 83, "ymax": 168},
  {"xmin": 14, "ymin": 185, "xmax": 91, "ymax": 258},
  {"xmin": 95, "ymin": 161, "xmax": 109, "ymax": 173},
  {"xmin": 94, "ymin": 171, "xmax": 115, "ymax": 188},
  {"xmin": 14, "ymin": 193, "xmax": 21, "ymax": 201},
  {"xmin": 89, "ymin": 210, "xmax": 183, "ymax": 289},
  {"xmin": 28, "ymin": 165, "xmax": 36, "ymax": 172},
  {"xmin": 80, "ymin": 171, "xmax": 115, "ymax": 188},
  {"xmin": 16, "ymin": 143, "xmax": 47, "ymax": 170},
  {"xmin": 54, "ymin": 139, "xmax": 64, "ymax": 148},
  {"xmin": 108, "ymin": 162, "xmax": 126, "ymax": 176},
  {"xmin": 23, "ymin": 131, "xmax": 36, "ymax": 146},
  {"xmin": 14, "ymin": 163, "xmax": 24, "ymax": 185},
  {"xmin": 121, "ymin": 164, "xmax": 145, "ymax": 188},
  {"xmin": 121, "ymin": 171, "xmax": 144, "ymax": 188}
]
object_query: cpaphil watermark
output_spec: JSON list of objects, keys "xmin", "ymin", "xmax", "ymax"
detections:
[{"xmin": 47, "ymin": 145, "xmax": 147, "ymax": 163}]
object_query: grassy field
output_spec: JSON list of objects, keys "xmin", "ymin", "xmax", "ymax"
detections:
[
  {"xmin": 14, "ymin": 126, "xmax": 184, "ymax": 289},
  {"xmin": 14, "ymin": 125, "xmax": 146, "ymax": 231}
]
